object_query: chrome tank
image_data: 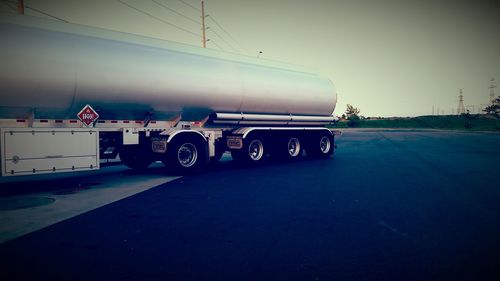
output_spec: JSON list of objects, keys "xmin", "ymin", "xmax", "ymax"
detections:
[{"xmin": 0, "ymin": 15, "xmax": 337, "ymax": 121}]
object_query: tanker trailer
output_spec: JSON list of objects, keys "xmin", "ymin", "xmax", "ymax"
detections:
[{"xmin": 0, "ymin": 15, "xmax": 338, "ymax": 176}]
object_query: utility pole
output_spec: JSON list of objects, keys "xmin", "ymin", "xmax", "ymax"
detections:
[
  {"xmin": 457, "ymin": 89, "xmax": 465, "ymax": 115},
  {"xmin": 17, "ymin": 0, "xmax": 24, "ymax": 15},
  {"xmin": 201, "ymin": 1, "xmax": 206, "ymax": 48},
  {"xmin": 489, "ymin": 78, "xmax": 497, "ymax": 104}
]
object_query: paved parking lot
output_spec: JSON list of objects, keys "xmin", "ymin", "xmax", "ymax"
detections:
[
  {"xmin": 0, "ymin": 164, "xmax": 179, "ymax": 243},
  {"xmin": 1, "ymin": 130, "xmax": 499, "ymax": 281}
]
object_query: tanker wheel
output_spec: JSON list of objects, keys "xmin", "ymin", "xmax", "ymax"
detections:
[
  {"xmin": 231, "ymin": 135, "xmax": 266, "ymax": 165},
  {"xmin": 273, "ymin": 136, "xmax": 302, "ymax": 161},
  {"xmin": 119, "ymin": 145, "xmax": 154, "ymax": 170},
  {"xmin": 166, "ymin": 136, "xmax": 206, "ymax": 174},
  {"xmin": 306, "ymin": 133, "xmax": 333, "ymax": 159}
]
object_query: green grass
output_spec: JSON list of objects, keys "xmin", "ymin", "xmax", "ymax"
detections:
[{"xmin": 331, "ymin": 115, "xmax": 500, "ymax": 131}]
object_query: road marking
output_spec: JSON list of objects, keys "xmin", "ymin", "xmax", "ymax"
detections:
[{"xmin": 0, "ymin": 172, "xmax": 180, "ymax": 244}]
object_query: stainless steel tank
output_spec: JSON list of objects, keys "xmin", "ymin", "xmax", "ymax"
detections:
[{"xmin": 0, "ymin": 15, "xmax": 337, "ymax": 121}]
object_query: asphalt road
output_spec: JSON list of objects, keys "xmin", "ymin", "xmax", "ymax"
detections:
[
  {"xmin": 0, "ymin": 163, "xmax": 179, "ymax": 243},
  {"xmin": 1, "ymin": 130, "xmax": 499, "ymax": 281}
]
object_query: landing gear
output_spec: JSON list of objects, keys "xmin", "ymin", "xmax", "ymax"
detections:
[
  {"xmin": 119, "ymin": 145, "xmax": 154, "ymax": 170},
  {"xmin": 210, "ymin": 141, "xmax": 226, "ymax": 164}
]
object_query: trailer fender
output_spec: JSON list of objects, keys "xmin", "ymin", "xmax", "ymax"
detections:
[
  {"xmin": 157, "ymin": 129, "xmax": 209, "ymax": 163},
  {"xmin": 163, "ymin": 130, "xmax": 207, "ymax": 144}
]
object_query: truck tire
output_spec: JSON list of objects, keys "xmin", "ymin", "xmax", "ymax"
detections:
[
  {"xmin": 277, "ymin": 136, "xmax": 302, "ymax": 160},
  {"xmin": 166, "ymin": 136, "xmax": 206, "ymax": 174},
  {"xmin": 231, "ymin": 135, "xmax": 266, "ymax": 164},
  {"xmin": 119, "ymin": 145, "xmax": 154, "ymax": 170},
  {"xmin": 306, "ymin": 133, "xmax": 333, "ymax": 159}
]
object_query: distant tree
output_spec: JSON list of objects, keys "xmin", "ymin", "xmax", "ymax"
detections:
[
  {"xmin": 464, "ymin": 109, "xmax": 472, "ymax": 128},
  {"xmin": 345, "ymin": 104, "xmax": 360, "ymax": 118},
  {"xmin": 345, "ymin": 104, "xmax": 361, "ymax": 127},
  {"xmin": 483, "ymin": 96, "xmax": 500, "ymax": 117}
]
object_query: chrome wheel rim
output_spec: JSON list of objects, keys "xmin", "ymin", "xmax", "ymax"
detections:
[
  {"xmin": 177, "ymin": 143, "xmax": 198, "ymax": 168},
  {"xmin": 248, "ymin": 139, "xmax": 264, "ymax": 161},
  {"xmin": 319, "ymin": 136, "xmax": 331, "ymax": 154},
  {"xmin": 288, "ymin": 138, "xmax": 301, "ymax": 157}
]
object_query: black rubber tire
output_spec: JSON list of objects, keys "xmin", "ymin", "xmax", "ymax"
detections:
[
  {"xmin": 273, "ymin": 136, "xmax": 303, "ymax": 161},
  {"xmin": 231, "ymin": 135, "xmax": 266, "ymax": 165},
  {"xmin": 305, "ymin": 132, "xmax": 333, "ymax": 159},
  {"xmin": 119, "ymin": 145, "xmax": 154, "ymax": 170},
  {"xmin": 166, "ymin": 136, "xmax": 206, "ymax": 174}
]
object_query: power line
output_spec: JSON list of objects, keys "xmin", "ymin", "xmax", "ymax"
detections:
[
  {"xmin": 206, "ymin": 15, "xmax": 245, "ymax": 53},
  {"xmin": 151, "ymin": 0, "xmax": 200, "ymax": 25},
  {"xmin": 116, "ymin": 0, "xmax": 200, "ymax": 38},
  {"xmin": 177, "ymin": 0, "xmax": 200, "ymax": 12},
  {"xmin": 25, "ymin": 5, "xmax": 69, "ymax": 22},
  {"xmin": 2, "ymin": 0, "xmax": 68, "ymax": 22},
  {"xmin": 172, "ymin": 1, "xmax": 245, "ymax": 53},
  {"xmin": 208, "ymin": 39, "xmax": 224, "ymax": 51},
  {"xmin": 1, "ymin": 1, "xmax": 17, "ymax": 12},
  {"xmin": 207, "ymin": 27, "xmax": 237, "ymax": 52}
]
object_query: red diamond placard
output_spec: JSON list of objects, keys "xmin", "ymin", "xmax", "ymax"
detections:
[{"xmin": 77, "ymin": 105, "xmax": 99, "ymax": 127}]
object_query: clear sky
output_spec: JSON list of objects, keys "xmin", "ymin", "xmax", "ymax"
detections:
[{"xmin": 1, "ymin": 0, "xmax": 499, "ymax": 117}]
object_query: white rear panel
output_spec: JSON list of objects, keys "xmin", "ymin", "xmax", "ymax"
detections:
[{"xmin": 1, "ymin": 128, "xmax": 99, "ymax": 176}]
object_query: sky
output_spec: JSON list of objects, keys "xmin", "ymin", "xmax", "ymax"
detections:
[{"xmin": 1, "ymin": 0, "xmax": 499, "ymax": 117}]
